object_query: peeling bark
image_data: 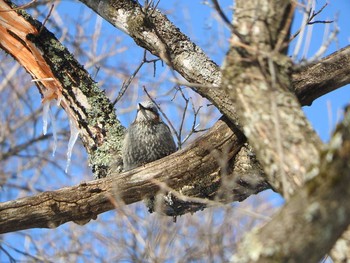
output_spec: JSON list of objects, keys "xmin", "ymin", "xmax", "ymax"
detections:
[{"xmin": 0, "ymin": 0, "xmax": 124, "ymax": 178}]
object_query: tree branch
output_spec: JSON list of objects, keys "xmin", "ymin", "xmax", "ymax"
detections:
[
  {"xmin": 78, "ymin": 0, "xmax": 350, "ymax": 123},
  {"xmin": 0, "ymin": 118, "xmax": 270, "ymax": 233},
  {"xmin": 78, "ymin": 0, "xmax": 238, "ymax": 123},
  {"xmin": 77, "ymin": 0, "xmax": 350, "ymax": 192},
  {"xmin": 293, "ymin": 45, "xmax": 350, "ymax": 106},
  {"xmin": 222, "ymin": 0, "xmax": 321, "ymax": 197},
  {"xmin": 0, "ymin": 49, "xmax": 347, "ymax": 232},
  {"xmin": 231, "ymin": 106, "xmax": 350, "ymax": 262}
]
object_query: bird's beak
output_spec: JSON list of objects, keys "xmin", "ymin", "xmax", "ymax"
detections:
[{"xmin": 138, "ymin": 103, "xmax": 145, "ymax": 111}]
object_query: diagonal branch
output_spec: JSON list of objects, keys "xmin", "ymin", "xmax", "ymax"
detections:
[
  {"xmin": 78, "ymin": 0, "xmax": 237, "ymax": 123},
  {"xmin": 0, "ymin": 0, "xmax": 124, "ymax": 178},
  {"xmin": 231, "ymin": 106, "xmax": 350, "ymax": 262},
  {"xmin": 78, "ymin": 0, "xmax": 350, "ymax": 194},
  {"xmin": 293, "ymin": 45, "xmax": 350, "ymax": 106},
  {"xmin": 0, "ymin": 53, "xmax": 346, "ymax": 232}
]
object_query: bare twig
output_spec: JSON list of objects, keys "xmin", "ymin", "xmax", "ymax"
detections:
[
  {"xmin": 290, "ymin": 2, "xmax": 333, "ymax": 43},
  {"xmin": 113, "ymin": 50, "xmax": 160, "ymax": 105},
  {"xmin": 173, "ymin": 86, "xmax": 189, "ymax": 148},
  {"xmin": 169, "ymin": 86, "xmax": 207, "ymax": 148},
  {"xmin": 39, "ymin": 4, "xmax": 54, "ymax": 34},
  {"xmin": 210, "ymin": 0, "xmax": 247, "ymax": 43},
  {"xmin": 308, "ymin": 21, "xmax": 339, "ymax": 62},
  {"xmin": 143, "ymin": 0, "xmax": 160, "ymax": 17},
  {"xmin": 107, "ymin": 194, "xmax": 158, "ymax": 261},
  {"xmin": 307, "ymin": 20, "xmax": 333, "ymax": 25},
  {"xmin": 181, "ymin": 99, "xmax": 207, "ymax": 145},
  {"xmin": 142, "ymin": 86, "xmax": 180, "ymax": 143}
]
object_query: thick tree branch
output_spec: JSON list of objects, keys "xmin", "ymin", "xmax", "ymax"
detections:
[
  {"xmin": 78, "ymin": 0, "xmax": 350, "ymax": 192},
  {"xmin": 0, "ymin": 118, "xmax": 270, "ymax": 233},
  {"xmin": 79, "ymin": 0, "xmax": 238, "ymax": 124},
  {"xmin": 78, "ymin": 0, "xmax": 350, "ymax": 124},
  {"xmin": 231, "ymin": 106, "xmax": 350, "ymax": 262},
  {"xmin": 222, "ymin": 0, "xmax": 321, "ymax": 197},
  {"xmin": 0, "ymin": 57, "xmax": 345, "ymax": 232},
  {"xmin": 293, "ymin": 46, "xmax": 350, "ymax": 106}
]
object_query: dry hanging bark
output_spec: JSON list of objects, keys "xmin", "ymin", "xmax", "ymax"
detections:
[{"xmin": 0, "ymin": 0, "xmax": 125, "ymax": 179}]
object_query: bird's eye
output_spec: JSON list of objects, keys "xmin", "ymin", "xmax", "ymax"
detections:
[{"xmin": 147, "ymin": 107, "xmax": 157, "ymax": 113}]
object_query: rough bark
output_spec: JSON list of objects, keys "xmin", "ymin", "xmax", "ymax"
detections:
[
  {"xmin": 222, "ymin": 0, "xmax": 321, "ymax": 198},
  {"xmin": 79, "ymin": 0, "xmax": 238, "ymax": 124},
  {"xmin": 77, "ymin": 0, "xmax": 350, "ymax": 188},
  {"xmin": 293, "ymin": 46, "xmax": 350, "ymax": 106},
  {"xmin": 331, "ymin": 228, "xmax": 350, "ymax": 262},
  {"xmin": 0, "ymin": 0, "xmax": 257, "ymax": 218},
  {"xmin": 78, "ymin": 0, "xmax": 350, "ymax": 122},
  {"xmin": 231, "ymin": 106, "xmax": 350, "ymax": 263}
]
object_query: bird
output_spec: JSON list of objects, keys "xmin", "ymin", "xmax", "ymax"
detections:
[
  {"xmin": 122, "ymin": 100, "xmax": 176, "ymax": 171},
  {"xmin": 122, "ymin": 101, "xmax": 177, "ymax": 215}
]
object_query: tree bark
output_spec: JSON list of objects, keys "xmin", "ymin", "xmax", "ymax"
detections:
[
  {"xmin": 231, "ymin": 106, "xmax": 350, "ymax": 263},
  {"xmin": 0, "ymin": 50, "xmax": 347, "ymax": 232},
  {"xmin": 222, "ymin": 0, "xmax": 321, "ymax": 198},
  {"xmin": 293, "ymin": 46, "xmax": 350, "ymax": 106},
  {"xmin": 77, "ymin": 0, "xmax": 350, "ymax": 190},
  {"xmin": 78, "ymin": 0, "xmax": 350, "ymax": 122}
]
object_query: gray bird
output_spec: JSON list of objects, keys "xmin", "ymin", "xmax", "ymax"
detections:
[
  {"xmin": 122, "ymin": 101, "xmax": 176, "ymax": 171},
  {"xmin": 122, "ymin": 101, "xmax": 201, "ymax": 218},
  {"xmin": 122, "ymin": 101, "xmax": 177, "ymax": 215}
]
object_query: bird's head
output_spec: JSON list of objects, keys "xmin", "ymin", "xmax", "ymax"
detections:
[{"xmin": 135, "ymin": 101, "xmax": 160, "ymax": 123}]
